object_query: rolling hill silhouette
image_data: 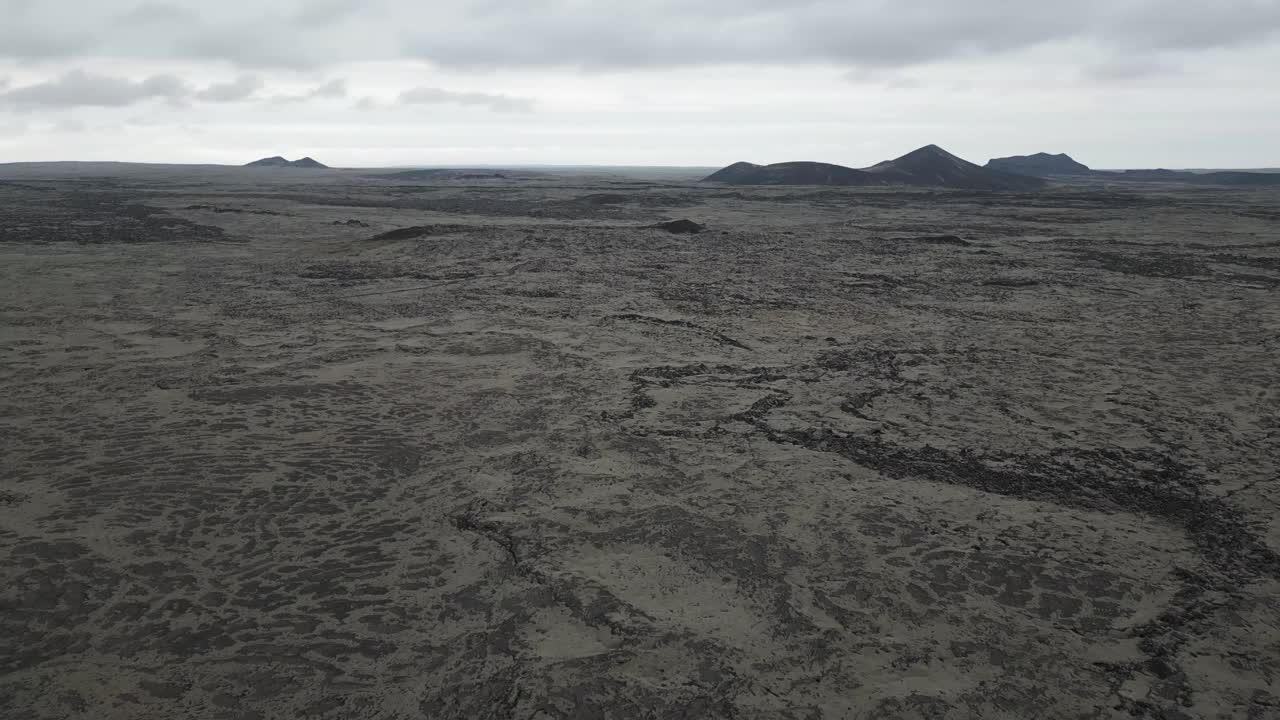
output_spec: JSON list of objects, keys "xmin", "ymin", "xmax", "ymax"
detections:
[
  {"xmin": 245, "ymin": 156, "xmax": 329, "ymax": 169},
  {"xmin": 987, "ymin": 153, "xmax": 1093, "ymax": 176},
  {"xmin": 866, "ymin": 145, "xmax": 1045, "ymax": 190},
  {"xmin": 703, "ymin": 145, "xmax": 1045, "ymax": 190},
  {"xmin": 1110, "ymin": 168, "xmax": 1280, "ymax": 186},
  {"xmin": 987, "ymin": 151, "xmax": 1280, "ymax": 186},
  {"xmin": 702, "ymin": 161, "xmax": 885, "ymax": 186}
]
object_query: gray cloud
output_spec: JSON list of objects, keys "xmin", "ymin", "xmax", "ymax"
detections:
[
  {"xmin": 53, "ymin": 117, "xmax": 88, "ymax": 133},
  {"xmin": 1083, "ymin": 59, "xmax": 1185, "ymax": 83},
  {"xmin": 195, "ymin": 74, "xmax": 263, "ymax": 102},
  {"xmin": 0, "ymin": 1, "xmax": 1276, "ymax": 70},
  {"xmin": 0, "ymin": 70, "xmax": 188, "ymax": 108},
  {"xmin": 181, "ymin": 25, "xmax": 329, "ymax": 69},
  {"xmin": 0, "ymin": 70, "xmax": 333, "ymax": 109},
  {"xmin": 116, "ymin": 1, "xmax": 198, "ymax": 24},
  {"xmin": 0, "ymin": 0, "xmax": 90, "ymax": 60},
  {"xmin": 293, "ymin": 0, "xmax": 373, "ymax": 28},
  {"xmin": 844, "ymin": 68, "xmax": 924, "ymax": 89},
  {"xmin": 309, "ymin": 78, "xmax": 347, "ymax": 99},
  {"xmin": 401, "ymin": 1, "xmax": 1280, "ymax": 69},
  {"xmin": 267, "ymin": 78, "xmax": 350, "ymax": 104},
  {"xmin": 398, "ymin": 86, "xmax": 533, "ymax": 113}
]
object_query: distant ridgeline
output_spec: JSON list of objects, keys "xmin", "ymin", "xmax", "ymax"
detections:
[
  {"xmin": 987, "ymin": 153, "xmax": 1280, "ymax": 186},
  {"xmin": 703, "ymin": 145, "xmax": 1045, "ymax": 190},
  {"xmin": 245, "ymin": 156, "xmax": 329, "ymax": 169},
  {"xmin": 704, "ymin": 145, "xmax": 1280, "ymax": 188}
]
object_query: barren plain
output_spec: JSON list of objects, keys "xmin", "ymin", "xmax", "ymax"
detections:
[{"xmin": 1, "ymin": 164, "xmax": 1278, "ymax": 719}]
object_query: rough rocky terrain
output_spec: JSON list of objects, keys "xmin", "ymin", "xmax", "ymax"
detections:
[{"xmin": 1, "ymin": 164, "xmax": 1278, "ymax": 719}]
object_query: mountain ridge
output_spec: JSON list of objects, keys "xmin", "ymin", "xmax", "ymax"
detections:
[
  {"xmin": 245, "ymin": 156, "xmax": 330, "ymax": 169},
  {"xmin": 987, "ymin": 153, "xmax": 1093, "ymax": 176},
  {"xmin": 703, "ymin": 145, "xmax": 1045, "ymax": 190},
  {"xmin": 987, "ymin": 151, "xmax": 1280, "ymax": 186}
]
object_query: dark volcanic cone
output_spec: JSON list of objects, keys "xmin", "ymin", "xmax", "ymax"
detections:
[{"xmin": 866, "ymin": 145, "xmax": 1046, "ymax": 190}]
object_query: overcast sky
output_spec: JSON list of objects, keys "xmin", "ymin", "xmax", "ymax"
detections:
[{"xmin": 1, "ymin": 0, "xmax": 1278, "ymax": 168}]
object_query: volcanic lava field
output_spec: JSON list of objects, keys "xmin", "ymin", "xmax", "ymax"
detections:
[{"xmin": 1, "ymin": 164, "xmax": 1278, "ymax": 719}]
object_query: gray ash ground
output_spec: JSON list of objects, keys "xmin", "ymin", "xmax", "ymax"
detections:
[{"xmin": 1, "ymin": 165, "xmax": 1278, "ymax": 719}]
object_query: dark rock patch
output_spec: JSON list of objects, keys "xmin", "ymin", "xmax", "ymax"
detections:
[
  {"xmin": 576, "ymin": 193, "xmax": 629, "ymax": 205},
  {"xmin": 912, "ymin": 234, "xmax": 972, "ymax": 246},
  {"xmin": 981, "ymin": 277, "xmax": 1040, "ymax": 287},
  {"xmin": 365, "ymin": 225, "xmax": 473, "ymax": 242},
  {"xmin": 184, "ymin": 204, "xmax": 280, "ymax": 216},
  {"xmin": 651, "ymin": 219, "xmax": 705, "ymax": 234}
]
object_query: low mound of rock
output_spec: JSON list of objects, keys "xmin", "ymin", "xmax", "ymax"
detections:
[
  {"xmin": 987, "ymin": 153, "xmax": 1093, "ymax": 176},
  {"xmin": 651, "ymin": 219, "xmax": 705, "ymax": 234}
]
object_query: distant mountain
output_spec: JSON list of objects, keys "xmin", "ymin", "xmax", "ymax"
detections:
[
  {"xmin": 383, "ymin": 168, "xmax": 514, "ymax": 181},
  {"xmin": 865, "ymin": 145, "xmax": 1046, "ymax": 190},
  {"xmin": 702, "ymin": 145, "xmax": 1043, "ymax": 190},
  {"xmin": 245, "ymin": 156, "xmax": 291, "ymax": 167},
  {"xmin": 1115, "ymin": 169, "xmax": 1184, "ymax": 180},
  {"xmin": 289, "ymin": 157, "xmax": 328, "ymax": 169},
  {"xmin": 701, "ymin": 161, "xmax": 885, "ymax": 186},
  {"xmin": 1193, "ymin": 171, "xmax": 1280, "ymax": 186},
  {"xmin": 987, "ymin": 152, "xmax": 1093, "ymax": 176},
  {"xmin": 701, "ymin": 162, "xmax": 770, "ymax": 184},
  {"xmin": 1106, "ymin": 169, "xmax": 1280, "ymax": 186},
  {"xmin": 245, "ymin": 156, "xmax": 329, "ymax": 169},
  {"xmin": 984, "ymin": 153, "xmax": 1280, "ymax": 187}
]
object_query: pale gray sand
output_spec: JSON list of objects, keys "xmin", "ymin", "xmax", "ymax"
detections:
[{"xmin": 1, "ymin": 166, "xmax": 1278, "ymax": 719}]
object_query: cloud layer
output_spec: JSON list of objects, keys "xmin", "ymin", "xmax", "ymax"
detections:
[
  {"xmin": 0, "ymin": 1, "xmax": 1276, "ymax": 169},
  {"xmin": 0, "ymin": 1, "xmax": 1276, "ymax": 70},
  {"xmin": 0, "ymin": 70, "xmax": 187, "ymax": 108},
  {"xmin": 0, "ymin": 71, "xmax": 358, "ymax": 109},
  {"xmin": 195, "ymin": 74, "xmax": 263, "ymax": 102},
  {"xmin": 398, "ymin": 87, "xmax": 532, "ymax": 113}
]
